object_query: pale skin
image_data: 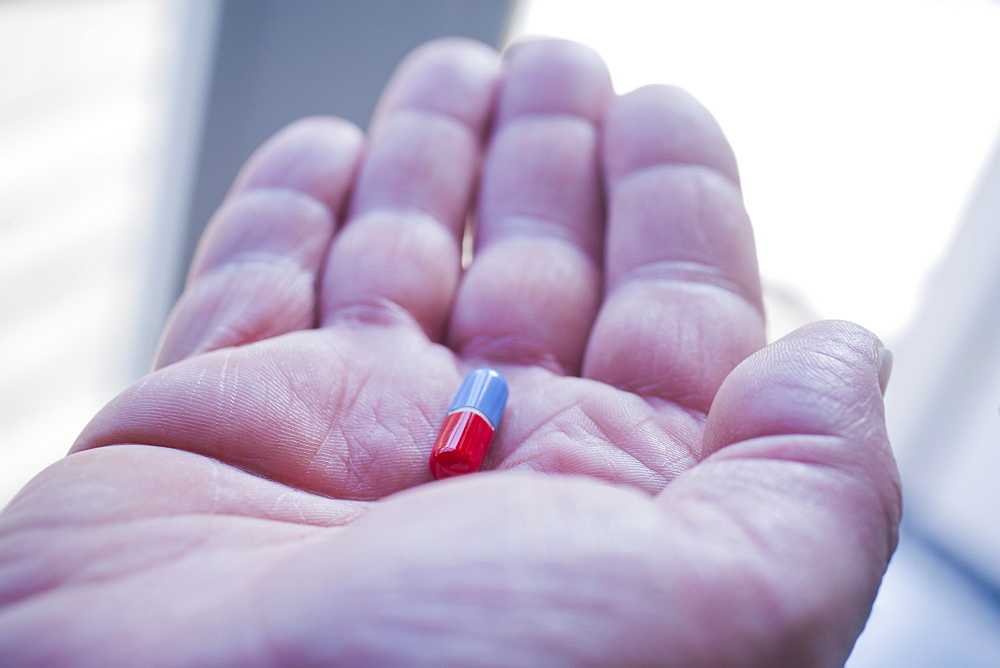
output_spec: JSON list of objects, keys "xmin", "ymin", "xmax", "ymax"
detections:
[{"xmin": 0, "ymin": 39, "xmax": 900, "ymax": 665}]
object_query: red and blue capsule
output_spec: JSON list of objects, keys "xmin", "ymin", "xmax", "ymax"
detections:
[{"xmin": 430, "ymin": 368, "xmax": 508, "ymax": 480}]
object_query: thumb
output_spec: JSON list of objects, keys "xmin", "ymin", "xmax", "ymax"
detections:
[{"xmin": 655, "ymin": 320, "xmax": 901, "ymax": 665}]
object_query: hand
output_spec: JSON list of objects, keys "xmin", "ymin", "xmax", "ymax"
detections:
[{"xmin": 0, "ymin": 39, "xmax": 900, "ymax": 665}]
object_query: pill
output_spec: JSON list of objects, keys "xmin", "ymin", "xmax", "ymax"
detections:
[{"xmin": 429, "ymin": 368, "xmax": 508, "ymax": 480}]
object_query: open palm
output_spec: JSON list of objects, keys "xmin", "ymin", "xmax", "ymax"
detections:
[{"xmin": 0, "ymin": 39, "xmax": 900, "ymax": 666}]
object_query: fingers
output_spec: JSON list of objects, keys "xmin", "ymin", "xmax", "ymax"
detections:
[
  {"xmin": 583, "ymin": 86, "xmax": 764, "ymax": 412},
  {"xmin": 448, "ymin": 40, "xmax": 612, "ymax": 374},
  {"xmin": 654, "ymin": 321, "xmax": 900, "ymax": 664},
  {"xmin": 155, "ymin": 117, "xmax": 363, "ymax": 368},
  {"xmin": 319, "ymin": 39, "xmax": 501, "ymax": 339}
]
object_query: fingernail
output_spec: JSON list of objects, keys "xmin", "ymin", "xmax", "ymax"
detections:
[{"xmin": 877, "ymin": 348, "xmax": 893, "ymax": 396}]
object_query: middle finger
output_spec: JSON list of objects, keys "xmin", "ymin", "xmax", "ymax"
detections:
[{"xmin": 448, "ymin": 40, "xmax": 613, "ymax": 375}]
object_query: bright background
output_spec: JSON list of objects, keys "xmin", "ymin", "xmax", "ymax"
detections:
[{"xmin": 0, "ymin": 0, "xmax": 175, "ymax": 503}]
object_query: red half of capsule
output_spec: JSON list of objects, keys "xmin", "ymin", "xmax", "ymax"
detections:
[{"xmin": 429, "ymin": 410, "xmax": 495, "ymax": 480}]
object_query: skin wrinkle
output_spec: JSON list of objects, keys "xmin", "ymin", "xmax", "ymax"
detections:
[
  {"xmin": 348, "ymin": 208, "xmax": 454, "ymax": 243},
  {"xmin": 808, "ymin": 348, "xmax": 877, "ymax": 382},
  {"xmin": 766, "ymin": 370, "xmax": 882, "ymax": 439},
  {"xmin": 471, "ymin": 236, "xmax": 598, "ymax": 292},
  {"xmin": 458, "ymin": 335, "xmax": 569, "ymax": 376},
  {"xmin": 208, "ymin": 453, "xmax": 223, "ymax": 517},
  {"xmin": 489, "ymin": 107, "xmax": 601, "ymax": 135},
  {"xmin": 327, "ymin": 212, "xmax": 461, "ymax": 334},
  {"xmin": 308, "ymin": 262, "xmax": 325, "ymax": 330},
  {"xmin": 200, "ymin": 250, "xmax": 310, "ymax": 281},
  {"xmin": 805, "ymin": 356, "xmax": 867, "ymax": 392},
  {"xmin": 485, "ymin": 214, "xmax": 601, "ymax": 261},
  {"xmin": 688, "ymin": 165, "xmax": 762, "ymax": 311},
  {"xmin": 454, "ymin": 238, "xmax": 602, "ymax": 375},
  {"xmin": 355, "ymin": 112, "xmax": 481, "ymax": 210},
  {"xmin": 410, "ymin": 389, "xmax": 441, "ymax": 441},
  {"xmin": 264, "ymin": 350, "xmax": 322, "ymax": 425},
  {"xmin": 302, "ymin": 362, "xmax": 370, "ymax": 490},
  {"xmin": 503, "ymin": 397, "xmax": 577, "ymax": 452},
  {"xmin": 5, "ymin": 527, "xmax": 311, "ymax": 631},
  {"xmin": 225, "ymin": 352, "xmax": 315, "ymax": 466},
  {"xmin": 231, "ymin": 284, "xmax": 309, "ymax": 339},
  {"xmin": 0, "ymin": 525, "xmax": 206, "ymax": 605},
  {"xmin": 216, "ymin": 350, "xmax": 239, "ymax": 453},
  {"xmin": 785, "ymin": 445, "xmax": 897, "ymax": 546},
  {"xmin": 265, "ymin": 488, "xmax": 298, "ymax": 525},
  {"xmin": 330, "ymin": 352, "xmax": 431, "ymax": 496},
  {"xmin": 603, "ymin": 280, "xmax": 766, "ymax": 373},
  {"xmin": 619, "ymin": 411, "xmax": 700, "ymax": 477},
  {"xmin": 608, "ymin": 166, "xmax": 759, "ymax": 303},
  {"xmin": 352, "ymin": 154, "xmax": 473, "ymax": 230},
  {"xmin": 713, "ymin": 434, "xmax": 864, "ymax": 473},
  {"xmin": 188, "ymin": 273, "xmax": 314, "ymax": 354},
  {"xmin": 482, "ymin": 118, "xmax": 603, "ymax": 258},
  {"xmin": 326, "ymin": 298, "xmax": 425, "ymax": 331},
  {"xmin": 372, "ymin": 381, "xmax": 425, "ymax": 450},
  {"xmin": 0, "ymin": 516, "xmax": 303, "ymax": 603},
  {"xmin": 610, "ymin": 138, "xmax": 741, "ymax": 191},
  {"xmin": 589, "ymin": 290, "xmax": 761, "ymax": 414},
  {"xmin": 613, "ymin": 259, "xmax": 745, "ymax": 300},
  {"xmin": 191, "ymin": 190, "xmax": 333, "ymax": 278},
  {"xmin": 228, "ymin": 116, "xmax": 364, "ymax": 204},
  {"xmin": 699, "ymin": 429, "xmax": 901, "ymax": 551},
  {"xmin": 47, "ymin": 447, "xmax": 375, "ymax": 528},
  {"xmin": 643, "ymin": 394, "xmax": 709, "ymax": 429},
  {"xmin": 343, "ymin": 424, "xmax": 387, "ymax": 497},
  {"xmin": 502, "ymin": 108, "xmax": 609, "ymax": 127},
  {"xmin": 502, "ymin": 393, "xmax": 674, "ymax": 489},
  {"xmin": 529, "ymin": 409, "xmax": 636, "ymax": 479},
  {"xmin": 256, "ymin": 479, "xmax": 371, "ymax": 528},
  {"xmin": 489, "ymin": 223, "xmax": 595, "ymax": 263},
  {"xmin": 381, "ymin": 106, "xmax": 484, "ymax": 149},
  {"xmin": 571, "ymin": 403, "xmax": 671, "ymax": 488}
]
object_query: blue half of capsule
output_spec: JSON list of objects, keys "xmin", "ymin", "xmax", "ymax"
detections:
[{"xmin": 447, "ymin": 367, "xmax": 508, "ymax": 428}]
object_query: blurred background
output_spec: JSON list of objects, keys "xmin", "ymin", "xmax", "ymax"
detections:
[{"xmin": 1, "ymin": 0, "xmax": 998, "ymax": 663}]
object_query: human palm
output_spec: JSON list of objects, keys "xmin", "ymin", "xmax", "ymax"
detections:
[{"xmin": 0, "ymin": 40, "xmax": 900, "ymax": 665}]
